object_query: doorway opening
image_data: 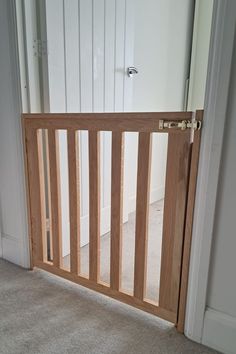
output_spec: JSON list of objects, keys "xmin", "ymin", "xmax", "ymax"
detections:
[{"xmin": 18, "ymin": 0, "xmax": 213, "ymax": 332}]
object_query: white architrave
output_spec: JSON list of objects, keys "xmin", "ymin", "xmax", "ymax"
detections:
[{"xmin": 185, "ymin": 0, "xmax": 236, "ymax": 342}]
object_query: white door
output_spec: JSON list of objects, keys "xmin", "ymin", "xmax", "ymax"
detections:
[
  {"xmin": 42, "ymin": 0, "xmax": 194, "ymax": 256},
  {"xmin": 44, "ymin": 0, "xmax": 134, "ymax": 255}
]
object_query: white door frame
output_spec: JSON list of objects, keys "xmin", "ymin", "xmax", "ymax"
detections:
[
  {"xmin": 184, "ymin": 0, "xmax": 236, "ymax": 342},
  {"xmin": 14, "ymin": 0, "xmax": 235, "ymax": 341}
]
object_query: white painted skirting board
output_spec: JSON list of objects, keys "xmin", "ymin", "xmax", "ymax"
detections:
[
  {"xmin": 129, "ymin": 187, "xmax": 165, "ymax": 214},
  {"xmin": 63, "ymin": 204, "xmax": 127, "ymax": 255},
  {"xmin": 202, "ymin": 308, "xmax": 236, "ymax": 354},
  {"xmin": 1, "ymin": 233, "xmax": 25, "ymax": 267},
  {"xmin": 14, "ymin": 188, "xmax": 163, "ymax": 259},
  {"xmin": 63, "ymin": 190, "xmax": 164, "ymax": 256},
  {"xmin": 80, "ymin": 205, "xmax": 115, "ymax": 248},
  {"xmin": 80, "ymin": 189, "xmax": 164, "ymax": 249}
]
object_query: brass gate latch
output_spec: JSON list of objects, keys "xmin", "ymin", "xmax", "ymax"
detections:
[{"xmin": 159, "ymin": 119, "xmax": 202, "ymax": 131}]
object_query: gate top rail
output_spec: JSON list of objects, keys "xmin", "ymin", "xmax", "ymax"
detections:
[{"xmin": 22, "ymin": 112, "xmax": 193, "ymax": 132}]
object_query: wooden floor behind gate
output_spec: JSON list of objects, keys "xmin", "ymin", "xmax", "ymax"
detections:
[{"xmin": 23, "ymin": 111, "xmax": 203, "ymax": 331}]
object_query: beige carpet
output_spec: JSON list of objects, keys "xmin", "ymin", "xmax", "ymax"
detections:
[{"xmin": 0, "ymin": 259, "xmax": 219, "ymax": 354}]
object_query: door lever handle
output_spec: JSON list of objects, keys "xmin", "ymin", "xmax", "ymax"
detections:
[{"xmin": 127, "ymin": 66, "xmax": 138, "ymax": 77}]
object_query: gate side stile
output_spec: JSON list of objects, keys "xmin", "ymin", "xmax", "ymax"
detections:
[
  {"xmin": 159, "ymin": 130, "xmax": 192, "ymax": 319},
  {"xmin": 22, "ymin": 118, "xmax": 33, "ymax": 269},
  {"xmin": 23, "ymin": 120, "xmax": 46, "ymax": 265},
  {"xmin": 177, "ymin": 110, "xmax": 204, "ymax": 332}
]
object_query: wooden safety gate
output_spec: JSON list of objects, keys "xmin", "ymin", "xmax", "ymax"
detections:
[{"xmin": 23, "ymin": 111, "xmax": 203, "ymax": 332}]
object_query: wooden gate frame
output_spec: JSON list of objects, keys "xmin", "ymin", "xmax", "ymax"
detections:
[{"xmin": 22, "ymin": 110, "xmax": 203, "ymax": 331}]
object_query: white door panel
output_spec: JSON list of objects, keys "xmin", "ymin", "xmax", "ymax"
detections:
[
  {"xmin": 43, "ymin": 0, "xmax": 193, "ymax": 256},
  {"xmin": 44, "ymin": 0, "xmax": 134, "ymax": 254},
  {"xmin": 64, "ymin": 0, "xmax": 80, "ymax": 113},
  {"xmin": 129, "ymin": 0, "xmax": 194, "ymax": 211},
  {"xmin": 45, "ymin": 0, "xmax": 70, "ymax": 255}
]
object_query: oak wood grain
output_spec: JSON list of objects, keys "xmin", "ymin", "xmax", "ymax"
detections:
[
  {"xmin": 89, "ymin": 131, "xmax": 100, "ymax": 282},
  {"xmin": 159, "ymin": 130, "xmax": 191, "ymax": 314},
  {"xmin": 23, "ymin": 112, "xmax": 193, "ymax": 132},
  {"xmin": 134, "ymin": 133, "xmax": 152, "ymax": 300},
  {"xmin": 177, "ymin": 110, "xmax": 204, "ymax": 332},
  {"xmin": 23, "ymin": 110, "xmax": 202, "ymax": 327},
  {"xmin": 37, "ymin": 130, "xmax": 48, "ymax": 262},
  {"xmin": 24, "ymin": 127, "xmax": 46, "ymax": 263},
  {"xmin": 47, "ymin": 129, "xmax": 62, "ymax": 268},
  {"xmin": 110, "ymin": 132, "xmax": 124, "ymax": 290},
  {"xmin": 67, "ymin": 130, "xmax": 80, "ymax": 274},
  {"xmin": 45, "ymin": 131, "xmax": 53, "ymax": 261}
]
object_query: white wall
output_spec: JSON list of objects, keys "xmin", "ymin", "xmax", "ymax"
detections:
[
  {"xmin": 0, "ymin": 0, "xmax": 29, "ymax": 267},
  {"xmin": 202, "ymin": 33, "xmax": 236, "ymax": 354}
]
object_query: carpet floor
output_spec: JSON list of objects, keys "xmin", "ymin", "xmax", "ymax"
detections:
[{"xmin": 0, "ymin": 259, "xmax": 219, "ymax": 354}]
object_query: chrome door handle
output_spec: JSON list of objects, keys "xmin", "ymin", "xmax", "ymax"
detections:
[{"xmin": 127, "ymin": 66, "xmax": 138, "ymax": 77}]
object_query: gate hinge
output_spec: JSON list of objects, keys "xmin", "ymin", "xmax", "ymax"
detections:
[
  {"xmin": 159, "ymin": 119, "xmax": 202, "ymax": 131},
  {"xmin": 33, "ymin": 39, "xmax": 48, "ymax": 58}
]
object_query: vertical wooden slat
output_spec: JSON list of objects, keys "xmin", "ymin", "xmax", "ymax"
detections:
[
  {"xmin": 37, "ymin": 130, "xmax": 47, "ymax": 262},
  {"xmin": 67, "ymin": 130, "xmax": 80, "ymax": 274},
  {"xmin": 22, "ymin": 121, "xmax": 34, "ymax": 269},
  {"xmin": 48, "ymin": 129, "xmax": 62, "ymax": 268},
  {"xmin": 177, "ymin": 110, "xmax": 204, "ymax": 332},
  {"xmin": 159, "ymin": 131, "xmax": 191, "ymax": 314},
  {"xmin": 89, "ymin": 131, "xmax": 100, "ymax": 282},
  {"xmin": 24, "ymin": 127, "xmax": 46, "ymax": 264},
  {"xmin": 45, "ymin": 131, "xmax": 53, "ymax": 261},
  {"xmin": 134, "ymin": 132, "xmax": 152, "ymax": 300},
  {"xmin": 110, "ymin": 132, "xmax": 124, "ymax": 290}
]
